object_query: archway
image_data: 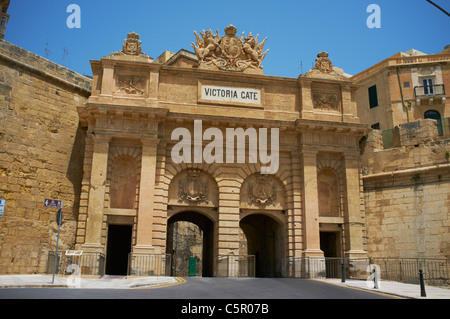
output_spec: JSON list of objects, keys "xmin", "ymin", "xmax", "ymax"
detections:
[
  {"xmin": 167, "ymin": 211, "xmax": 214, "ymax": 277},
  {"xmin": 424, "ymin": 110, "xmax": 443, "ymax": 135},
  {"xmin": 240, "ymin": 214, "xmax": 283, "ymax": 277}
]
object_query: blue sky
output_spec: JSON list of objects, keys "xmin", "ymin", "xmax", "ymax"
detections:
[{"xmin": 5, "ymin": 0, "xmax": 450, "ymax": 78}]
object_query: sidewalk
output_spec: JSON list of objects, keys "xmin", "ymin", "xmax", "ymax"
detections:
[
  {"xmin": 0, "ymin": 274, "xmax": 181, "ymax": 289},
  {"xmin": 316, "ymin": 278, "xmax": 450, "ymax": 299}
]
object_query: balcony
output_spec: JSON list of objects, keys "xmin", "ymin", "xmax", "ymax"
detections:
[{"xmin": 414, "ymin": 84, "xmax": 446, "ymax": 99}]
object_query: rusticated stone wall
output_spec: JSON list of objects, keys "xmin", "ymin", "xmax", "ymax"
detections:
[
  {"xmin": 0, "ymin": 40, "xmax": 91, "ymax": 274},
  {"xmin": 361, "ymin": 119, "xmax": 450, "ymax": 259}
]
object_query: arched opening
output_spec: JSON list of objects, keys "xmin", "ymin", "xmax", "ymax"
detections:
[
  {"xmin": 424, "ymin": 110, "xmax": 443, "ymax": 135},
  {"xmin": 167, "ymin": 211, "xmax": 214, "ymax": 277},
  {"xmin": 240, "ymin": 214, "xmax": 283, "ymax": 277}
]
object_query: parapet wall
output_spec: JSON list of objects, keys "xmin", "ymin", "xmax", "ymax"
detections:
[
  {"xmin": 361, "ymin": 119, "xmax": 450, "ymax": 260},
  {"xmin": 362, "ymin": 119, "xmax": 449, "ymax": 175}
]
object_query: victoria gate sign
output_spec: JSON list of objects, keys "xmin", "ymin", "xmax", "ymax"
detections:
[{"xmin": 201, "ymin": 84, "xmax": 261, "ymax": 105}]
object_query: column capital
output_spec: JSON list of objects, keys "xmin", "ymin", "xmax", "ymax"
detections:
[
  {"xmin": 92, "ymin": 134, "xmax": 111, "ymax": 144},
  {"xmin": 141, "ymin": 138, "xmax": 159, "ymax": 147},
  {"xmin": 301, "ymin": 148, "xmax": 318, "ymax": 159}
]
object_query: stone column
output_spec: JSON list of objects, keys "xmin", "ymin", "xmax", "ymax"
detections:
[
  {"xmin": 82, "ymin": 135, "xmax": 110, "ymax": 252},
  {"xmin": 133, "ymin": 139, "xmax": 159, "ymax": 254},
  {"xmin": 301, "ymin": 150, "xmax": 323, "ymax": 257},
  {"xmin": 343, "ymin": 152, "xmax": 367, "ymax": 258}
]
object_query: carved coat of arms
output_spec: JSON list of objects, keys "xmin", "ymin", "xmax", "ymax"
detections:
[
  {"xmin": 192, "ymin": 24, "xmax": 269, "ymax": 72},
  {"xmin": 122, "ymin": 31, "xmax": 142, "ymax": 56},
  {"xmin": 248, "ymin": 175, "xmax": 277, "ymax": 206},
  {"xmin": 314, "ymin": 52, "xmax": 333, "ymax": 73},
  {"xmin": 178, "ymin": 170, "xmax": 209, "ymax": 203},
  {"xmin": 109, "ymin": 32, "xmax": 151, "ymax": 59}
]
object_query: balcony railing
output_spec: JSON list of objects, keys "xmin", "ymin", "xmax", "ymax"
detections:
[{"xmin": 414, "ymin": 84, "xmax": 445, "ymax": 98}]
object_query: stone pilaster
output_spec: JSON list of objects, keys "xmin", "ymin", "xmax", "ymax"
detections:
[
  {"xmin": 82, "ymin": 135, "xmax": 110, "ymax": 253},
  {"xmin": 299, "ymin": 79, "xmax": 315, "ymax": 120},
  {"xmin": 133, "ymin": 139, "xmax": 159, "ymax": 254},
  {"xmin": 301, "ymin": 150, "xmax": 323, "ymax": 257},
  {"xmin": 343, "ymin": 152, "xmax": 367, "ymax": 258}
]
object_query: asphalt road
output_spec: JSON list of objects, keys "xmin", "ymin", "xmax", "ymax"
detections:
[{"xmin": 0, "ymin": 277, "xmax": 393, "ymax": 299}]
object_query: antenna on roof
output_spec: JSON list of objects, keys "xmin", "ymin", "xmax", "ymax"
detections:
[
  {"xmin": 44, "ymin": 40, "xmax": 51, "ymax": 58},
  {"xmin": 62, "ymin": 47, "xmax": 69, "ymax": 66}
]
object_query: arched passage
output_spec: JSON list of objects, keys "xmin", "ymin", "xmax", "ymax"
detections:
[
  {"xmin": 424, "ymin": 110, "xmax": 443, "ymax": 135},
  {"xmin": 240, "ymin": 214, "xmax": 283, "ymax": 277},
  {"xmin": 167, "ymin": 211, "xmax": 214, "ymax": 277}
]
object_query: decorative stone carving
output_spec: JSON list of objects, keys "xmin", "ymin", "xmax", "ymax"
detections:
[
  {"xmin": 302, "ymin": 51, "xmax": 345, "ymax": 80},
  {"xmin": 110, "ymin": 31, "xmax": 151, "ymax": 59},
  {"xmin": 178, "ymin": 169, "xmax": 209, "ymax": 203},
  {"xmin": 312, "ymin": 93, "xmax": 340, "ymax": 111},
  {"xmin": 315, "ymin": 52, "xmax": 333, "ymax": 73},
  {"xmin": 123, "ymin": 31, "xmax": 142, "ymax": 56},
  {"xmin": 247, "ymin": 175, "xmax": 277, "ymax": 206},
  {"xmin": 116, "ymin": 76, "xmax": 145, "ymax": 95},
  {"xmin": 192, "ymin": 24, "xmax": 268, "ymax": 72}
]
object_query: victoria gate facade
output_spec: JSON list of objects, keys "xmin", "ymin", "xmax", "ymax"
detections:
[{"xmin": 76, "ymin": 27, "xmax": 368, "ymax": 277}]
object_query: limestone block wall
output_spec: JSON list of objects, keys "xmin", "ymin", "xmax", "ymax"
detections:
[
  {"xmin": 362, "ymin": 119, "xmax": 450, "ymax": 259},
  {"xmin": 0, "ymin": 40, "xmax": 91, "ymax": 274}
]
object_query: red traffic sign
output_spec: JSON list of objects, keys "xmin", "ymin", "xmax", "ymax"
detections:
[{"xmin": 44, "ymin": 199, "xmax": 63, "ymax": 209}]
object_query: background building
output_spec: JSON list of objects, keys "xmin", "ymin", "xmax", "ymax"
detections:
[
  {"xmin": 352, "ymin": 46, "xmax": 449, "ymax": 132},
  {"xmin": 355, "ymin": 47, "xmax": 450, "ymax": 263}
]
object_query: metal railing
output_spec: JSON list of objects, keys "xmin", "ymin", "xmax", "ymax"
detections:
[
  {"xmin": 47, "ymin": 251, "xmax": 105, "ymax": 277},
  {"xmin": 372, "ymin": 258, "xmax": 449, "ymax": 286},
  {"xmin": 127, "ymin": 253, "xmax": 171, "ymax": 276},
  {"xmin": 285, "ymin": 257, "xmax": 449, "ymax": 286},
  {"xmin": 285, "ymin": 257, "xmax": 370, "ymax": 280},
  {"xmin": 216, "ymin": 255, "xmax": 255, "ymax": 277},
  {"xmin": 414, "ymin": 84, "xmax": 445, "ymax": 98}
]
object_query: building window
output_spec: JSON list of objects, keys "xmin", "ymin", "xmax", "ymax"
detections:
[
  {"xmin": 371, "ymin": 123, "xmax": 380, "ymax": 130},
  {"xmin": 0, "ymin": 16, "xmax": 7, "ymax": 27},
  {"xmin": 403, "ymin": 82, "xmax": 410, "ymax": 88},
  {"xmin": 422, "ymin": 78, "xmax": 434, "ymax": 95},
  {"xmin": 368, "ymin": 85, "xmax": 378, "ymax": 109}
]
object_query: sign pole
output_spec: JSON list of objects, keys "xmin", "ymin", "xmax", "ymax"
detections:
[{"xmin": 51, "ymin": 208, "xmax": 62, "ymax": 284}]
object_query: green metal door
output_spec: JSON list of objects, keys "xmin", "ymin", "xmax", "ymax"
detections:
[{"xmin": 188, "ymin": 257, "xmax": 196, "ymax": 276}]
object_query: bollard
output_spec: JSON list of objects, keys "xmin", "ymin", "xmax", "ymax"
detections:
[
  {"xmin": 419, "ymin": 269, "xmax": 427, "ymax": 297},
  {"xmin": 373, "ymin": 267, "xmax": 379, "ymax": 289},
  {"xmin": 341, "ymin": 262, "xmax": 346, "ymax": 283}
]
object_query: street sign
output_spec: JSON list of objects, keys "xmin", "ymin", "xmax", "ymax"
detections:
[
  {"xmin": 0, "ymin": 199, "xmax": 5, "ymax": 217},
  {"xmin": 65, "ymin": 250, "xmax": 83, "ymax": 256},
  {"xmin": 44, "ymin": 199, "xmax": 63, "ymax": 209}
]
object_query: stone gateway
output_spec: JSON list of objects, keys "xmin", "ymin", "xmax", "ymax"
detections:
[{"xmin": 71, "ymin": 26, "xmax": 368, "ymax": 277}]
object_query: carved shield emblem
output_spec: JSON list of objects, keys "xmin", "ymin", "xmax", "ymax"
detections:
[
  {"xmin": 248, "ymin": 175, "xmax": 277, "ymax": 206},
  {"xmin": 220, "ymin": 35, "xmax": 243, "ymax": 60},
  {"xmin": 126, "ymin": 42, "xmax": 138, "ymax": 55},
  {"xmin": 178, "ymin": 170, "xmax": 209, "ymax": 203}
]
